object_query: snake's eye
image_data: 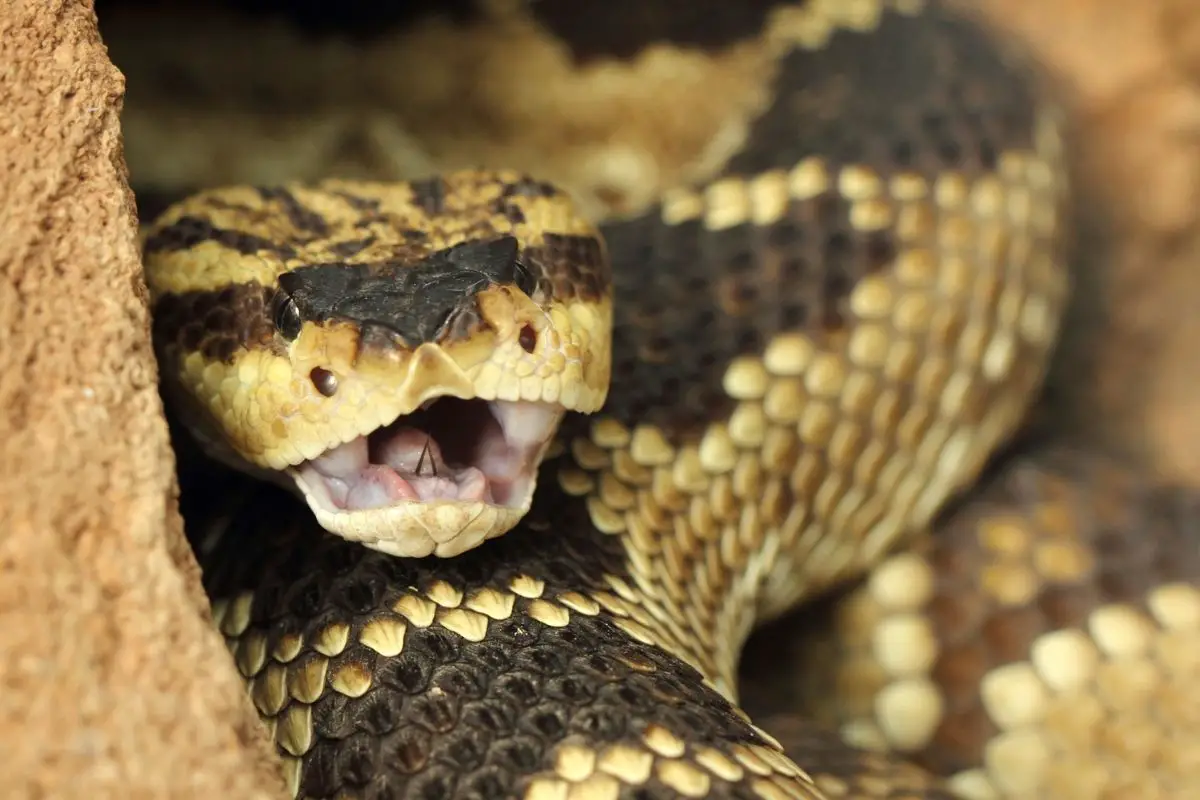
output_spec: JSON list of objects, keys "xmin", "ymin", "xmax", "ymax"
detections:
[
  {"xmin": 273, "ymin": 292, "xmax": 302, "ymax": 341},
  {"xmin": 513, "ymin": 257, "xmax": 537, "ymax": 297}
]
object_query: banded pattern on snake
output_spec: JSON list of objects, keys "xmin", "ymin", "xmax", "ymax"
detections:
[{"xmin": 95, "ymin": 0, "xmax": 1200, "ymax": 797}]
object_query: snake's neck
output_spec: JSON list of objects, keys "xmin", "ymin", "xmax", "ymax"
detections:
[
  {"xmin": 535, "ymin": 419, "xmax": 779, "ymax": 701},
  {"xmin": 544, "ymin": 316, "xmax": 1060, "ymax": 705}
]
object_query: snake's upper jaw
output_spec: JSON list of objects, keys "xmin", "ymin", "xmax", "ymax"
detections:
[{"xmin": 287, "ymin": 397, "xmax": 564, "ymax": 558}]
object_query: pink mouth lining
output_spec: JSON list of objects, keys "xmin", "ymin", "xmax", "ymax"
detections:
[{"xmin": 296, "ymin": 398, "xmax": 562, "ymax": 513}]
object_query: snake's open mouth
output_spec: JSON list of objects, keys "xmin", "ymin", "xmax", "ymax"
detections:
[{"xmin": 292, "ymin": 397, "xmax": 563, "ymax": 514}]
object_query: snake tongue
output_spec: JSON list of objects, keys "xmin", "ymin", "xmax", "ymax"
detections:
[{"xmin": 344, "ymin": 465, "xmax": 420, "ymax": 509}]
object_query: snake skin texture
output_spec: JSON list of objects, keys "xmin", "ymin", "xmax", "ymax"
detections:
[
  {"xmin": 741, "ymin": 445, "xmax": 1200, "ymax": 799},
  {"xmin": 752, "ymin": 446, "xmax": 1200, "ymax": 799},
  {"xmin": 187, "ymin": 465, "xmax": 856, "ymax": 799},
  {"xmin": 91, "ymin": 0, "xmax": 1199, "ymax": 796}
]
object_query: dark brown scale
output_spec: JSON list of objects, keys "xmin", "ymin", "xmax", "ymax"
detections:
[
  {"xmin": 332, "ymin": 190, "xmax": 383, "ymax": 212},
  {"xmin": 201, "ymin": 337, "xmax": 237, "ymax": 362},
  {"xmin": 497, "ymin": 176, "xmax": 561, "ymax": 200},
  {"xmin": 151, "ymin": 283, "xmax": 277, "ymax": 364},
  {"xmin": 925, "ymin": 591, "xmax": 987, "ymax": 647},
  {"xmin": 327, "ymin": 236, "xmax": 377, "ymax": 259},
  {"xmin": 981, "ymin": 605, "xmax": 1047, "ymax": 663},
  {"xmin": 258, "ymin": 186, "xmax": 331, "ymax": 235},
  {"xmin": 724, "ymin": 6, "xmax": 1036, "ymax": 176},
  {"xmin": 1035, "ymin": 582, "xmax": 1096, "ymax": 631},
  {"xmin": 930, "ymin": 642, "xmax": 989, "ymax": 712},
  {"xmin": 491, "ymin": 199, "xmax": 526, "ymax": 225},
  {"xmin": 923, "ymin": 706, "xmax": 994, "ymax": 777},
  {"xmin": 596, "ymin": 186, "xmax": 892, "ymax": 438},
  {"xmin": 409, "ymin": 176, "xmax": 447, "ymax": 216},
  {"xmin": 521, "ymin": 233, "xmax": 609, "ymax": 303},
  {"xmin": 486, "ymin": 185, "xmax": 536, "ymax": 225},
  {"xmin": 143, "ymin": 214, "xmax": 296, "ymax": 257},
  {"xmin": 179, "ymin": 323, "xmax": 205, "ymax": 352}
]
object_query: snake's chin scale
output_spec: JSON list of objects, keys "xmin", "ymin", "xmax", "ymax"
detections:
[{"xmin": 289, "ymin": 397, "xmax": 564, "ymax": 557}]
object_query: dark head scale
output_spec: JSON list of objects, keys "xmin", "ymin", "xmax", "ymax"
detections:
[{"xmin": 273, "ymin": 235, "xmax": 537, "ymax": 347}]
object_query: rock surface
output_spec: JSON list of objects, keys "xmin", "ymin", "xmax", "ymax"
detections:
[{"xmin": 0, "ymin": 2, "xmax": 283, "ymax": 797}]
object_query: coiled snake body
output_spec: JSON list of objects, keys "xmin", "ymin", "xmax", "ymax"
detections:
[{"xmin": 108, "ymin": 0, "xmax": 1200, "ymax": 797}]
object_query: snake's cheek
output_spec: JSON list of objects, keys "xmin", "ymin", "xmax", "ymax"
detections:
[{"xmin": 284, "ymin": 396, "xmax": 565, "ymax": 556}]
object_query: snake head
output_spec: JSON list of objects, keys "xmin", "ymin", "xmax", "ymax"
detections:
[{"xmin": 144, "ymin": 171, "xmax": 613, "ymax": 558}]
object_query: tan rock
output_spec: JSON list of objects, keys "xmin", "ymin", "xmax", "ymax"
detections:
[{"xmin": 0, "ymin": 2, "xmax": 282, "ymax": 797}]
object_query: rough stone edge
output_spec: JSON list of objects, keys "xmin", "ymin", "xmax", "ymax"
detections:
[{"xmin": 0, "ymin": 1, "xmax": 284, "ymax": 796}]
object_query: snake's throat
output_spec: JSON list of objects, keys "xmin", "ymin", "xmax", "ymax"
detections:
[{"xmin": 292, "ymin": 397, "xmax": 562, "ymax": 516}]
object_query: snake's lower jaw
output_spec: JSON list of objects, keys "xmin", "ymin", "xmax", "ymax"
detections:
[{"xmin": 286, "ymin": 397, "xmax": 565, "ymax": 558}]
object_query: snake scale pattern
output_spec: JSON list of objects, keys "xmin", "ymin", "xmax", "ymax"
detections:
[{"xmin": 95, "ymin": 0, "xmax": 1200, "ymax": 797}]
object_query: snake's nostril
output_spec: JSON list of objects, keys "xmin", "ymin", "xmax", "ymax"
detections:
[
  {"xmin": 311, "ymin": 367, "xmax": 339, "ymax": 397},
  {"xmin": 518, "ymin": 324, "xmax": 537, "ymax": 354}
]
